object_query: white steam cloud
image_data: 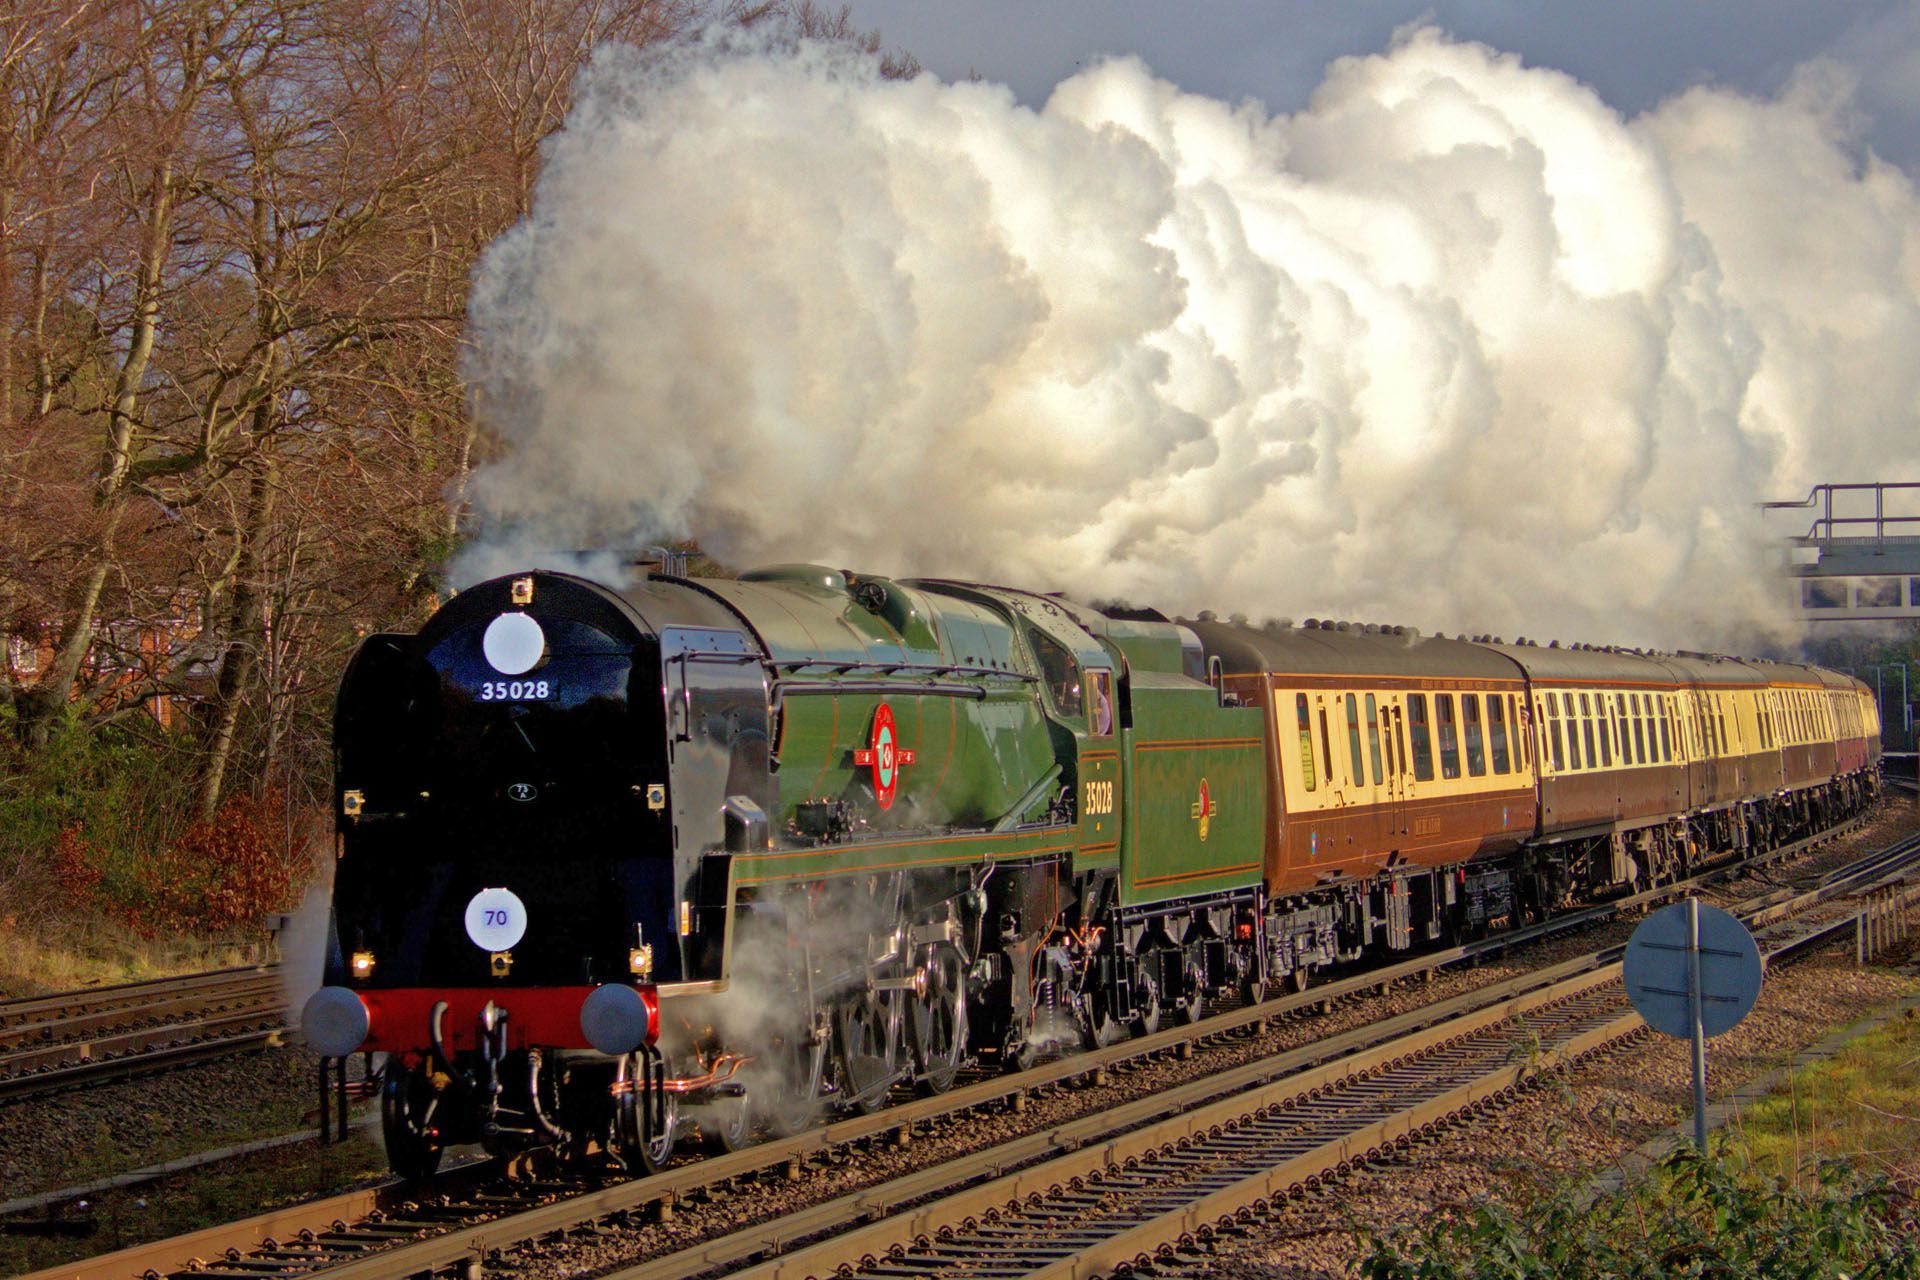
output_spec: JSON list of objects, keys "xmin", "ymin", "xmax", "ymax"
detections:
[{"xmin": 459, "ymin": 26, "xmax": 1920, "ymax": 649}]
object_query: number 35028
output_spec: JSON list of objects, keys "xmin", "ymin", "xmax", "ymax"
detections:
[
  {"xmin": 479, "ymin": 679, "xmax": 551, "ymax": 701},
  {"xmin": 1084, "ymin": 779, "xmax": 1116, "ymax": 815}
]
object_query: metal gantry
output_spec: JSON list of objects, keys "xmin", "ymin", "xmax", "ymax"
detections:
[{"xmin": 1763, "ymin": 481, "xmax": 1920, "ymax": 621}]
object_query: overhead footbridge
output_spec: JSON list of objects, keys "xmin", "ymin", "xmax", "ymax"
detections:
[{"xmin": 1763, "ymin": 481, "xmax": 1920, "ymax": 621}]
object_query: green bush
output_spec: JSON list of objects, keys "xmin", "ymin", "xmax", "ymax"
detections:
[
  {"xmin": 0, "ymin": 712, "xmax": 190, "ymax": 923},
  {"xmin": 1358, "ymin": 1146, "xmax": 1920, "ymax": 1280},
  {"xmin": 0, "ymin": 712, "xmax": 309, "ymax": 938}
]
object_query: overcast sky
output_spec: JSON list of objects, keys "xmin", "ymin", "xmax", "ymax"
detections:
[{"xmin": 845, "ymin": 1, "xmax": 1920, "ymax": 169}]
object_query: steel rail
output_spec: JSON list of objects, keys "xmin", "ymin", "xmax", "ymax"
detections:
[
  {"xmin": 18, "ymin": 811, "xmax": 1897, "ymax": 1280},
  {"xmin": 0, "ymin": 979, "xmax": 285, "ymax": 1056},
  {"xmin": 611, "ymin": 971, "xmax": 1630, "ymax": 1280},
  {"xmin": 707, "ymin": 871, "xmax": 1910, "ymax": 1280},
  {"xmin": 0, "ymin": 1025, "xmax": 294, "ymax": 1105},
  {"xmin": 0, "ymin": 966, "xmax": 280, "ymax": 1031}
]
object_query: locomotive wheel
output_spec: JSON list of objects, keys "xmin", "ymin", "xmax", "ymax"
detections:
[
  {"xmin": 380, "ymin": 1061, "xmax": 446, "ymax": 1181},
  {"xmin": 698, "ymin": 1091, "xmax": 753, "ymax": 1154},
  {"xmin": 833, "ymin": 983, "xmax": 902, "ymax": 1114},
  {"xmin": 1170, "ymin": 946, "xmax": 1206, "ymax": 1025},
  {"xmin": 1131, "ymin": 966, "xmax": 1162, "ymax": 1036},
  {"xmin": 755, "ymin": 1019, "xmax": 828, "ymax": 1138},
  {"xmin": 611, "ymin": 1053, "xmax": 678, "ymax": 1174},
  {"xmin": 1088, "ymin": 1010, "xmax": 1127, "ymax": 1048},
  {"xmin": 908, "ymin": 944, "xmax": 969, "ymax": 1095}
]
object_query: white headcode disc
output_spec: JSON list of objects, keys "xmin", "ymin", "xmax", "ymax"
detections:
[
  {"xmin": 483, "ymin": 612, "xmax": 545, "ymax": 676},
  {"xmin": 465, "ymin": 886, "xmax": 528, "ymax": 951}
]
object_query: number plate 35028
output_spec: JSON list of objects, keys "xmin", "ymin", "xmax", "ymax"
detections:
[{"xmin": 478, "ymin": 679, "xmax": 555, "ymax": 702}]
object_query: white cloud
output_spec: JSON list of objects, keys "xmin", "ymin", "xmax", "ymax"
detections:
[{"xmin": 459, "ymin": 25, "xmax": 1920, "ymax": 649}]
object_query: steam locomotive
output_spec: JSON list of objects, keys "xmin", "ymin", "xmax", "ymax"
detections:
[{"xmin": 300, "ymin": 563, "xmax": 1881, "ymax": 1177}]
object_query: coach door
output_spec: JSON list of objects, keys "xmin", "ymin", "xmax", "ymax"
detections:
[{"xmin": 1374, "ymin": 693, "xmax": 1406, "ymax": 846}]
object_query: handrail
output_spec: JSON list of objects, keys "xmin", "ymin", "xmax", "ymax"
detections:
[{"xmin": 1759, "ymin": 481, "xmax": 1920, "ymax": 546}]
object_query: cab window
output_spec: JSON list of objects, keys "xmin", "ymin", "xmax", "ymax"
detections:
[
  {"xmin": 1089, "ymin": 668, "xmax": 1114, "ymax": 736},
  {"xmin": 1028, "ymin": 629, "xmax": 1082, "ymax": 717}
]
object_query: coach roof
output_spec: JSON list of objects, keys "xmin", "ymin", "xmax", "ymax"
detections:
[{"xmin": 1189, "ymin": 620, "xmax": 1524, "ymax": 682}]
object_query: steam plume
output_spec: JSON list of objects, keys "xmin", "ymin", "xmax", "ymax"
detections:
[{"xmin": 459, "ymin": 26, "xmax": 1920, "ymax": 649}]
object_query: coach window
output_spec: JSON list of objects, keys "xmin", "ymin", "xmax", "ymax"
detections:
[
  {"xmin": 1296, "ymin": 694, "xmax": 1317, "ymax": 792},
  {"xmin": 1345, "ymin": 694, "xmax": 1367, "ymax": 784},
  {"xmin": 1407, "ymin": 694, "xmax": 1436, "ymax": 781},
  {"xmin": 1393, "ymin": 705, "xmax": 1410, "ymax": 776},
  {"xmin": 1482, "ymin": 694, "xmax": 1512, "ymax": 767},
  {"xmin": 1029, "ymin": 629, "xmax": 1083, "ymax": 718},
  {"xmin": 1632, "ymin": 696, "xmax": 1648, "ymax": 763},
  {"xmin": 1462, "ymin": 694, "xmax": 1487, "ymax": 776},
  {"xmin": 1717, "ymin": 699, "xmax": 1730, "ymax": 753},
  {"xmin": 1659, "ymin": 699, "xmax": 1673, "ymax": 761},
  {"xmin": 1549, "ymin": 693, "xmax": 1569, "ymax": 770},
  {"xmin": 1365, "ymin": 694, "xmax": 1385, "ymax": 783},
  {"xmin": 1514, "ymin": 695, "xmax": 1531, "ymax": 769},
  {"xmin": 1089, "ymin": 669, "xmax": 1114, "ymax": 736},
  {"xmin": 1574, "ymin": 693, "xmax": 1593, "ymax": 768},
  {"xmin": 1318, "ymin": 706, "xmax": 1335, "ymax": 789},
  {"xmin": 1436, "ymin": 694, "xmax": 1462, "ymax": 779},
  {"xmin": 1488, "ymin": 696, "xmax": 1511, "ymax": 773}
]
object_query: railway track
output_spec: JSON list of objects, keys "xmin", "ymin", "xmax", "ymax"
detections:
[
  {"xmin": 0, "ymin": 967, "xmax": 289, "ymax": 1104},
  {"xmin": 25, "ymin": 809, "xmax": 1915, "ymax": 1280}
]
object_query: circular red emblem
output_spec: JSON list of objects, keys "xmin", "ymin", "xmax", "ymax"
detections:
[
  {"xmin": 1192, "ymin": 778, "xmax": 1215, "ymax": 841},
  {"xmin": 853, "ymin": 703, "xmax": 916, "ymax": 810}
]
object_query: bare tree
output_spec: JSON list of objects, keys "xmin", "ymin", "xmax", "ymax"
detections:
[{"xmin": 3, "ymin": 0, "xmax": 923, "ymax": 822}]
